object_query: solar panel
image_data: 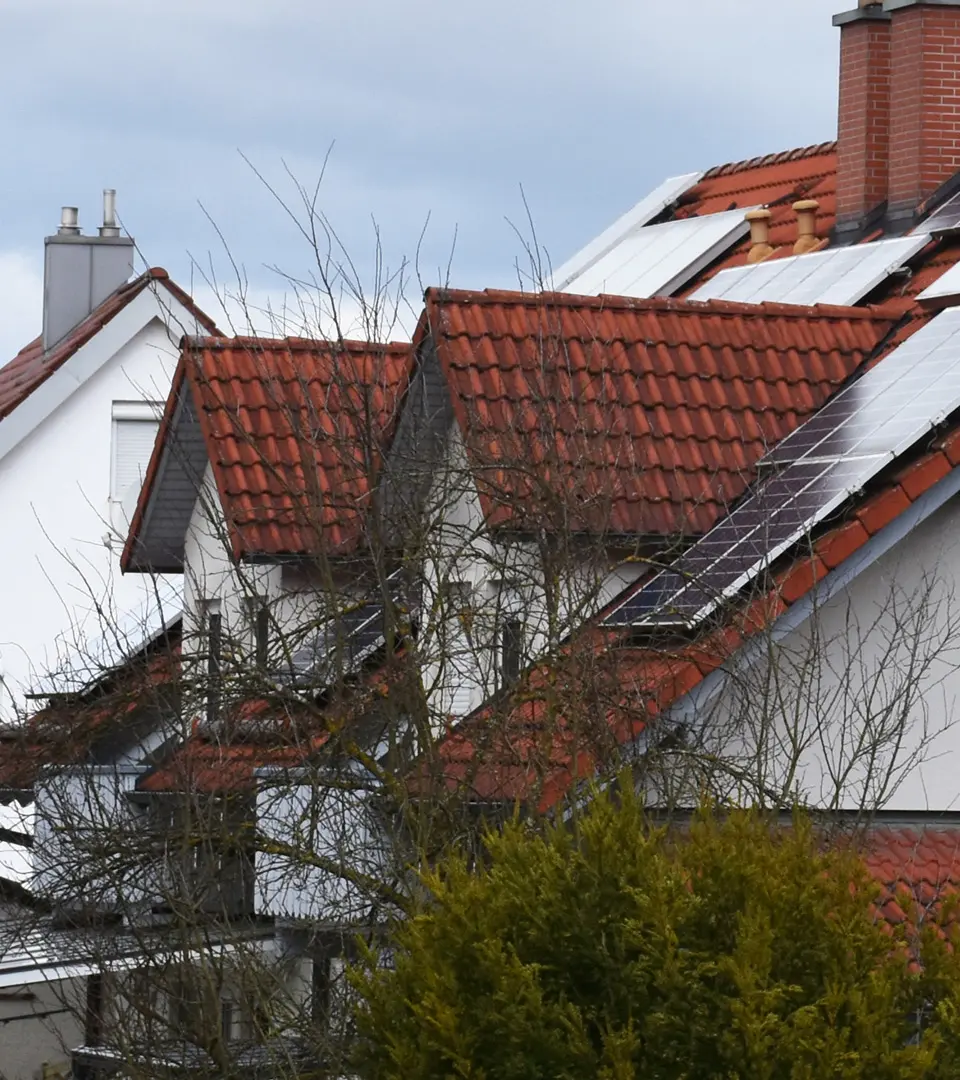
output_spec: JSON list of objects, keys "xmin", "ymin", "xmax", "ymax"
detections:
[
  {"xmin": 553, "ymin": 172, "xmax": 704, "ymax": 290},
  {"xmin": 282, "ymin": 570, "xmax": 407, "ymax": 686},
  {"xmin": 690, "ymin": 234, "xmax": 929, "ymax": 308},
  {"xmin": 561, "ymin": 209, "xmax": 753, "ymax": 299},
  {"xmin": 914, "ymin": 190, "xmax": 960, "ymax": 235},
  {"xmin": 603, "ymin": 307, "xmax": 960, "ymax": 628},
  {"xmin": 917, "ymin": 259, "xmax": 960, "ymax": 304}
]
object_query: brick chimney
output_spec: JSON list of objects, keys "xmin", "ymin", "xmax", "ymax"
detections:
[
  {"xmin": 887, "ymin": 0, "xmax": 960, "ymax": 224},
  {"xmin": 834, "ymin": 2, "xmax": 892, "ymax": 237},
  {"xmin": 834, "ymin": 0, "xmax": 960, "ymax": 236}
]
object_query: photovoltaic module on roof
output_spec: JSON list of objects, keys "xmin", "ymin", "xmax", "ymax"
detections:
[
  {"xmin": 280, "ymin": 569, "xmax": 407, "ymax": 686},
  {"xmin": 690, "ymin": 234, "xmax": 930, "ymax": 308},
  {"xmin": 553, "ymin": 171, "xmax": 703, "ymax": 290},
  {"xmin": 560, "ymin": 208, "xmax": 753, "ymax": 299},
  {"xmin": 603, "ymin": 306, "xmax": 960, "ymax": 629},
  {"xmin": 914, "ymin": 191, "xmax": 960, "ymax": 236},
  {"xmin": 917, "ymin": 259, "xmax": 960, "ymax": 304}
]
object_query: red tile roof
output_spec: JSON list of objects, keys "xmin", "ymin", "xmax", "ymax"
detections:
[
  {"xmin": 123, "ymin": 336, "xmax": 414, "ymax": 568},
  {"xmin": 136, "ymin": 730, "xmax": 329, "ymax": 795},
  {"xmin": 423, "ymin": 405, "xmax": 960, "ymax": 811},
  {"xmin": 865, "ymin": 826, "xmax": 960, "ymax": 928},
  {"xmin": 137, "ymin": 654, "xmax": 411, "ymax": 795},
  {"xmin": 0, "ymin": 269, "xmax": 217, "ymax": 424},
  {"xmin": 0, "ymin": 641, "xmax": 181, "ymax": 792},
  {"xmin": 421, "ymin": 288, "xmax": 903, "ymax": 537},
  {"xmin": 676, "ymin": 143, "xmax": 837, "ymax": 287}
]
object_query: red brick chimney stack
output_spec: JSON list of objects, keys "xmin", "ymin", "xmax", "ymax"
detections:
[
  {"xmin": 835, "ymin": 0, "xmax": 960, "ymax": 236},
  {"xmin": 834, "ymin": 2, "xmax": 892, "ymax": 236},
  {"xmin": 887, "ymin": 1, "xmax": 960, "ymax": 221}
]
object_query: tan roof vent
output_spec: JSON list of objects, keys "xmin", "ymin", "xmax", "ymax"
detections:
[
  {"xmin": 745, "ymin": 209, "xmax": 774, "ymax": 264},
  {"xmin": 793, "ymin": 199, "xmax": 821, "ymax": 255}
]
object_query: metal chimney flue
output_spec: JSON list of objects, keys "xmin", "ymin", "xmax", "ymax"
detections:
[
  {"xmin": 58, "ymin": 207, "xmax": 80, "ymax": 236},
  {"xmin": 42, "ymin": 191, "xmax": 135, "ymax": 351},
  {"xmin": 99, "ymin": 189, "xmax": 120, "ymax": 238}
]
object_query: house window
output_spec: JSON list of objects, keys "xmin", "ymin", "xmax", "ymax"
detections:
[
  {"xmin": 255, "ymin": 603, "xmax": 270, "ymax": 669},
  {"xmin": 311, "ymin": 952, "xmax": 331, "ymax": 1026},
  {"xmin": 220, "ymin": 999, "xmax": 235, "ymax": 1042},
  {"xmin": 110, "ymin": 402, "xmax": 162, "ymax": 524},
  {"xmin": 85, "ymin": 973, "xmax": 105, "ymax": 1047},
  {"xmin": 501, "ymin": 618, "xmax": 524, "ymax": 684},
  {"xmin": 201, "ymin": 601, "xmax": 222, "ymax": 725}
]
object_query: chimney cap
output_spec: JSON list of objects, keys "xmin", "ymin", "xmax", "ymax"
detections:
[{"xmin": 57, "ymin": 207, "xmax": 80, "ymax": 237}]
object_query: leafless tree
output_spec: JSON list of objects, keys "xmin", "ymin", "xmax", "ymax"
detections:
[{"xmin": 1, "ymin": 182, "xmax": 957, "ymax": 1079}]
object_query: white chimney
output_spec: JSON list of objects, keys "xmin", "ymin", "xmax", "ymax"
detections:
[{"xmin": 42, "ymin": 190, "xmax": 135, "ymax": 351}]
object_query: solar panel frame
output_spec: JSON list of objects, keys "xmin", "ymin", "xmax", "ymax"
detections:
[
  {"xmin": 917, "ymin": 259, "xmax": 960, "ymax": 304},
  {"xmin": 603, "ymin": 307, "xmax": 960, "ymax": 630},
  {"xmin": 553, "ymin": 171, "xmax": 704, "ymax": 290},
  {"xmin": 562, "ymin": 209, "xmax": 754, "ymax": 299},
  {"xmin": 280, "ymin": 569, "xmax": 408, "ymax": 686},
  {"xmin": 914, "ymin": 190, "xmax": 960, "ymax": 236},
  {"xmin": 690, "ymin": 234, "xmax": 930, "ymax": 308}
]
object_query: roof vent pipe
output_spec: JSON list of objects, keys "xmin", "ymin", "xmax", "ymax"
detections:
[
  {"xmin": 793, "ymin": 199, "xmax": 822, "ymax": 255},
  {"xmin": 57, "ymin": 207, "xmax": 80, "ymax": 237},
  {"xmin": 98, "ymin": 189, "xmax": 120, "ymax": 239},
  {"xmin": 745, "ymin": 209, "xmax": 774, "ymax": 263}
]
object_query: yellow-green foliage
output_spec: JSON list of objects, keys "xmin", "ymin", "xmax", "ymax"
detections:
[{"xmin": 351, "ymin": 789, "xmax": 960, "ymax": 1079}]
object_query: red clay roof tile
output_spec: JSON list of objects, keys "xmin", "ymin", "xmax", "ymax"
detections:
[
  {"xmin": 0, "ymin": 269, "xmax": 217, "ymax": 424},
  {"xmin": 676, "ymin": 143, "xmax": 837, "ymax": 288},
  {"xmin": 422, "ymin": 288, "xmax": 900, "ymax": 538},
  {"xmin": 865, "ymin": 826, "xmax": 960, "ymax": 924},
  {"xmin": 124, "ymin": 336, "xmax": 414, "ymax": 566}
]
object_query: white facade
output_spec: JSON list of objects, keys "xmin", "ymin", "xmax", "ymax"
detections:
[
  {"xmin": 255, "ymin": 769, "xmax": 391, "ymax": 923},
  {"xmin": 0, "ymin": 287, "xmax": 208, "ymax": 721},
  {"xmin": 419, "ymin": 426, "xmax": 646, "ymax": 720},
  {"xmin": 654, "ymin": 465, "xmax": 960, "ymax": 815}
]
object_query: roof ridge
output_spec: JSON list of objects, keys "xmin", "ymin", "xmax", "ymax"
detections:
[
  {"xmin": 426, "ymin": 286, "xmax": 902, "ymax": 323},
  {"xmin": 700, "ymin": 141, "xmax": 837, "ymax": 179},
  {"xmin": 184, "ymin": 334, "xmax": 411, "ymax": 353}
]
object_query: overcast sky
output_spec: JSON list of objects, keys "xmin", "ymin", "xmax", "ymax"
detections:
[{"xmin": 0, "ymin": 0, "xmax": 844, "ymax": 358}]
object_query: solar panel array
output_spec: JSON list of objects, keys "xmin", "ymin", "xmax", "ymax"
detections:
[
  {"xmin": 554, "ymin": 171, "xmax": 703, "ymax": 290},
  {"xmin": 914, "ymin": 191, "xmax": 960, "ymax": 235},
  {"xmin": 690, "ymin": 234, "xmax": 930, "ymax": 308},
  {"xmin": 282, "ymin": 570, "xmax": 407, "ymax": 686},
  {"xmin": 603, "ymin": 306, "xmax": 960, "ymax": 628},
  {"xmin": 561, "ymin": 209, "xmax": 753, "ymax": 299}
]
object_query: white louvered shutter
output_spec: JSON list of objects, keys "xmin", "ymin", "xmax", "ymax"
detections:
[{"xmin": 112, "ymin": 418, "xmax": 160, "ymax": 506}]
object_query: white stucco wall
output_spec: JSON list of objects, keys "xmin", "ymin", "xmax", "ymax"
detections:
[
  {"xmin": 419, "ymin": 426, "xmax": 647, "ymax": 720},
  {"xmin": 0, "ymin": 976, "xmax": 83, "ymax": 1080},
  {"xmin": 0, "ymin": 295, "xmax": 199, "ymax": 721},
  {"xmin": 33, "ymin": 766, "xmax": 149, "ymax": 910},
  {"xmin": 660, "ymin": 475, "xmax": 960, "ymax": 814},
  {"xmin": 254, "ymin": 772, "xmax": 389, "ymax": 922}
]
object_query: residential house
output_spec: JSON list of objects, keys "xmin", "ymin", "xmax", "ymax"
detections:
[
  {"xmin": 0, "ymin": 193, "xmax": 216, "ymax": 1079},
  {"xmin": 15, "ymin": 0, "xmax": 960, "ymax": 1073},
  {"xmin": 0, "ymin": 194, "xmax": 216, "ymax": 723}
]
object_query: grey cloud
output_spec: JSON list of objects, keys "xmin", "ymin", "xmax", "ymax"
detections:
[{"xmin": 1, "ymin": 0, "xmax": 844, "ymax": 346}]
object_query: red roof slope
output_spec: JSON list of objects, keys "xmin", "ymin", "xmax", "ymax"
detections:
[
  {"xmin": 124, "ymin": 336, "xmax": 414, "ymax": 567},
  {"xmin": 678, "ymin": 144, "xmax": 837, "ymax": 279},
  {"xmin": 0, "ymin": 269, "xmax": 217, "ymax": 424},
  {"xmin": 866, "ymin": 826, "xmax": 960, "ymax": 927},
  {"xmin": 422, "ymin": 288, "xmax": 902, "ymax": 537},
  {"xmin": 424, "ymin": 410, "xmax": 960, "ymax": 811}
]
